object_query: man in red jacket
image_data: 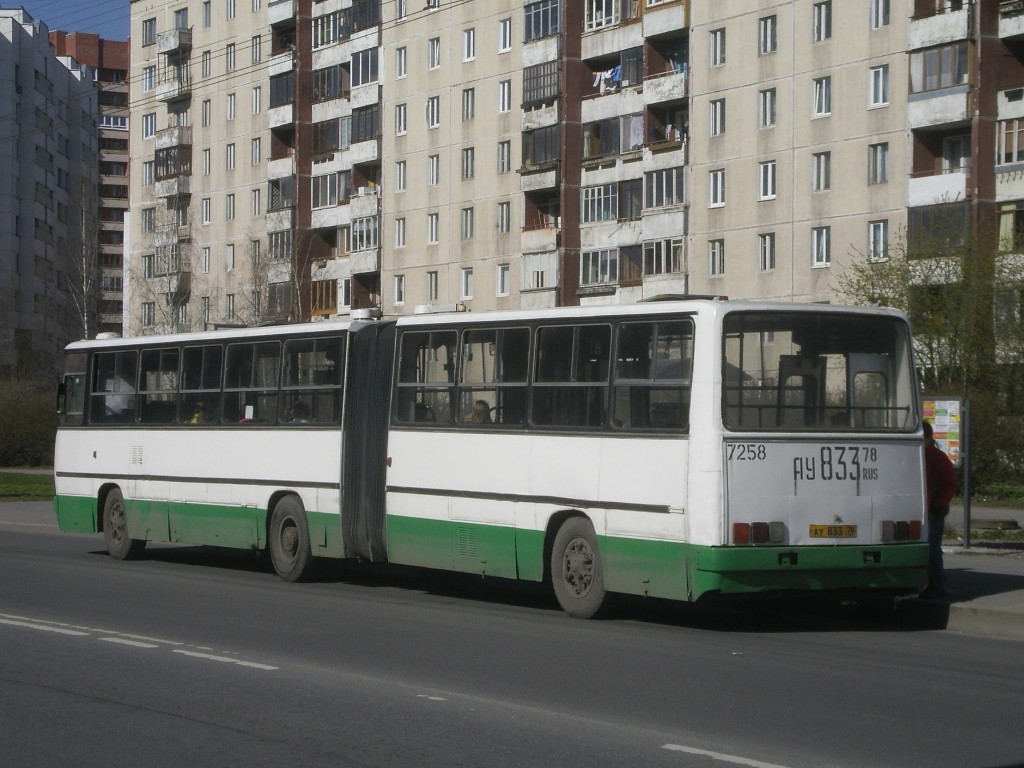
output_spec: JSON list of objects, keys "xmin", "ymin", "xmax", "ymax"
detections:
[{"xmin": 922, "ymin": 421, "xmax": 957, "ymax": 598}]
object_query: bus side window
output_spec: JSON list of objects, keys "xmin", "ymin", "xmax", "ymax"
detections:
[
  {"xmin": 394, "ymin": 330, "xmax": 456, "ymax": 425},
  {"xmin": 612, "ymin": 320, "xmax": 692, "ymax": 432},
  {"xmin": 89, "ymin": 351, "xmax": 138, "ymax": 424}
]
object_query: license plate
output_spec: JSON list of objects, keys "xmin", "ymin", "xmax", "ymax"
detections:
[{"xmin": 810, "ymin": 524, "xmax": 858, "ymax": 538}]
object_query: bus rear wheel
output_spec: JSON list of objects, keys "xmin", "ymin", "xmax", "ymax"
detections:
[
  {"xmin": 102, "ymin": 488, "xmax": 146, "ymax": 560},
  {"xmin": 551, "ymin": 517, "xmax": 607, "ymax": 618},
  {"xmin": 269, "ymin": 495, "xmax": 316, "ymax": 582}
]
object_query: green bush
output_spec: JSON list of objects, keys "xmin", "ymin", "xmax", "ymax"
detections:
[{"xmin": 0, "ymin": 380, "xmax": 56, "ymax": 467}]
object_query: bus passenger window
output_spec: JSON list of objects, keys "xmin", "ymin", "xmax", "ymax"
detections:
[
  {"xmin": 394, "ymin": 330, "xmax": 456, "ymax": 425},
  {"xmin": 612, "ymin": 320, "xmax": 693, "ymax": 432}
]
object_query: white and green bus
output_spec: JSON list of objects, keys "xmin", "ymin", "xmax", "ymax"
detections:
[{"xmin": 54, "ymin": 299, "xmax": 929, "ymax": 617}]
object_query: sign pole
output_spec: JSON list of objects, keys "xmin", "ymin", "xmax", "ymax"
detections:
[{"xmin": 962, "ymin": 399, "xmax": 971, "ymax": 550}]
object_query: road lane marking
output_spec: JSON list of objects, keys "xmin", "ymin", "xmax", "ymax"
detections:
[
  {"xmin": 173, "ymin": 649, "xmax": 278, "ymax": 671},
  {"xmin": 1, "ymin": 612, "xmax": 277, "ymax": 671},
  {"xmin": 0, "ymin": 618, "xmax": 89, "ymax": 636},
  {"xmin": 662, "ymin": 744, "xmax": 792, "ymax": 768},
  {"xmin": 99, "ymin": 637, "xmax": 160, "ymax": 648}
]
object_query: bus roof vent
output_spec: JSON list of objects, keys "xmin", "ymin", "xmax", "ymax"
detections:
[
  {"xmin": 413, "ymin": 303, "xmax": 463, "ymax": 314},
  {"xmin": 95, "ymin": 332, "xmax": 122, "ymax": 339},
  {"xmin": 639, "ymin": 293, "xmax": 727, "ymax": 303},
  {"xmin": 351, "ymin": 307, "xmax": 382, "ymax": 320}
]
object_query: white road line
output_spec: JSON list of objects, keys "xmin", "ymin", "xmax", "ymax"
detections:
[
  {"xmin": 99, "ymin": 637, "xmax": 160, "ymax": 648},
  {"xmin": 0, "ymin": 618, "xmax": 89, "ymax": 636},
  {"xmin": 662, "ymin": 744, "xmax": 792, "ymax": 768},
  {"xmin": 173, "ymin": 649, "xmax": 278, "ymax": 671}
]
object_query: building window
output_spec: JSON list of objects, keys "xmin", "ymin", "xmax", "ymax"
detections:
[
  {"xmin": 202, "ymin": 1, "xmax": 211, "ymax": 27},
  {"xmin": 463, "ymin": 28, "xmax": 475, "ymax": 61},
  {"xmin": 427, "ymin": 212, "xmax": 439, "ymax": 243},
  {"xmin": 812, "ymin": 226, "xmax": 831, "ymax": 267},
  {"xmin": 497, "ymin": 201, "xmax": 511, "ymax": 234},
  {"xmin": 759, "ymin": 232, "xmax": 776, "ymax": 271},
  {"xmin": 396, "ymin": 160, "xmax": 407, "ymax": 190},
  {"xmin": 427, "ymin": 154, "xmax": 439, "ymax": 186},
  {"xmin": 226, "ymin": 194, "xmax": 235, "ymax": 220},
  {"xmin": 141, "ymin": 302, "xmax": 156, "ymax": 326},
  {"xmin": 226, "ymin": 143, "xmax": 236, "ymax": 170},
  {"xmin": 498, "ymin": 140, "xmax": 512, "ymax": 174},
  {"xmin": 870, "ymin": 0, "xmax": 890, "ymax": 29},
  {"xmin": 524, "ymin": 0, "xmax": 560, "ymax": 43},
  {"xmin": 461, "ymin": 267, "xmax": 474, "ymax": 299},
  {"xmin": 202, "ymin": 50, "xmax": 211, "ymax": 78},
  {"xmin": 142, "ymin": 161, "xmax": 155, "ymax": 186},
  {"xmin": 396, "ymin": 47, "xmax": 407, "ymax": 79},
  {"xmin": 225, "ymin": 243, "xmax": 235, "ymax": 271},
  {"xmin": 142, "ymin": 112, "xmax": 156, "ymax": 138},
  {"xmin": 869, "ymin": 142, "xmax": 889, "ymax": 184},
  {"xmin": 227, "ymin": 0, "xmax": 236, "ymax": 19},
  {"xmin": 426, "ymin": 96, "xmax": 440, "ymax": 128},
  {"xmin": 813, "ymin": 2, "xmax": 832, "ymax": 42},
  {"xmin": 251, "ymin": 137, "xmax": 261, "ymax": 165},
  {"xmin": 226, "ymin": 43, "xmax": 236, "ymax": 72},
  {"xmin": 813, "ymin": 151, "xmax": 831, "ymax": 191},
  {"xmin": 709, "ymin": 169, "xmax": 725, "ymax": 207},
  {"xmin": 461, "ymin": 207, "xmax": 474, "ymax": 240},
  {"xmin": 758, "ymin": 161, "xmax": 777, "ymax": 200},
  {"xmin": 225, "ymin": 294, "xmax": 235, "ymax": 320},
  {"xmin": 581, "ymin": 249, "xmax": 617, "ymax": 286},
  {"xmin": 251, "ymin": 188, "xmax": 261, "ymax": 215},
  {"xmin": 352, "ymin": 48, "xmax": 379, "ymax": 87},
  {"xmin": 427, "ymin": 271, "xmax": 438, "ymax": 301},
  {"xmin": 395, "ymin": 217, "xmax": 406, "ymax": 248},
  {"xmin": 251, "ymin": 35, "xmax": 261, "ymax": 64},
  {"xmin": 645, "ymin": 166, "xmax": 684, "ymax": 208},
  {"xmin": 582, "ymin": 184, "xmax": 618, "ymax": 223},
  {"xmin": 709, "ymin": 240, "xmax": 725, "ymax": 276},
  {"xmin": 428, "ymin": 38, "xmax": 440, "ymax": 69},
  {"xmin": 352, "ymin": 216, "xmax": 379, "ymax": 252},
  {"xmin": 396, "ymin": 0, "xmax": 407, "ymax": 20},
  {"xmin": 202, "ymin": 247, "xmax": 210, "ymax": 273},
  {"xmin": 710, "ymin": 28, "xmax": 726, "ymax": 66},
  {"xmin": 643, "ymin": 238, "xmax": 682, "ymax": 275},
  {"xmin": 202, "ymin": 148, "xmax": 211, "ymax": 175},
  {"xmin": 462, "ymin": 88, "xmax": 475, "ymax": 121},
  {"xmin": 497, "ymin": 264, "xmax": 511, "ymax": 297},
  {"xmin": 141, "ymin": 207, "xmax": 155, "ymax": 233},
  {"xmin": 813, "ymin": 76, "xmax": 832, "ymax": 117},
  {"xmin": 498, "ymin": 18, "xmax": 512, "ymax": 52},
  {"xmin": 141, "ymin": 18, "xmax": 156, "ymax": 46},
  {"xmin": 312, "ymin": 173, "xmax": 338, "ymax": 208},
  {"xmin": 944, "ymin": 134, "xmax": 971, "ymax": 171},
  {"xmin": 202, "ymin": 197, "xmax": 211, "ymax": 225},
  {"xmin": 201, "ymin": 99, "xmax": 211, "ymax": 126},
  {"xmin": 227, "ymin": 92, "xmax": 236, "ymax": 121},
  {"xmin": 759, "ymin": 88, "xmax": 776, "ymax": 128},
  {"xmin": 142, "ymin": 65, "xmax": 156, "ymax": 92},
  {"xmin": 461, "ymin": 147, "xmax": 475, "ymax": 179},
  {"xmin": 709, "ymin": 98, "xmax": 726, "ymax": 137},
  {"xmin": 498, "ymin": 80, "xmax": 512, "ymax": 113},
  {"xmin": 909, "ymin": 43, "xmax": 968, "ymax": 94},
  {"xmin": 759, "ymin": 15, "xmax": 777, "ymax": 55},
  {"xmin": 252, "ymin": 86, "xmax": 262, "ymax": 114},
  {"xmin": 868, "ymin": 220, "xmax": 888, "ymax": 262},
  {"xmin": 870, "ymin": 65, "xmax": 889, "ymax": 107},
  {"xmin": 395, "ymin": 275, "xmax": 406, "ymax": 305},
  {"xmin": 395, "ymin": 103, "xmax": 407, "ymax": 135}
]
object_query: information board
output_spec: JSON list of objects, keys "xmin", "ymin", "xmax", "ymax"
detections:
[{"xmin": 923, "ymin": 397, "xmax": 962, "ymax": 466}]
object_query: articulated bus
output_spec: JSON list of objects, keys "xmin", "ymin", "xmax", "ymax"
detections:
[{"xmin": 54, "ymin": 299, "xmax": 928, "ymax": 617}]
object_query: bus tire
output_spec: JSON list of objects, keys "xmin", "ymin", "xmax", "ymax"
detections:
[
  {"xmin": 551, "ymin": 517, "xmax": 607, "ymax": 618},
  {"xmin": 269, "ymin": 495, "xmax": 316, "ymax": 582},
  {"xmin": 102, "ymin": 488, "xmax": 146, "ymax": 560}
]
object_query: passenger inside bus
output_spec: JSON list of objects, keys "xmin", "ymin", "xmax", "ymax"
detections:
[{"xmin": 465, "ymin": 400, "xmax": 492, "ymax": 424}]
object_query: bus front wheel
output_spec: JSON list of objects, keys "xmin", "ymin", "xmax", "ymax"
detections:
[
  {"xmin": 268, "ymin": 496, "xmax": 316, "ymax": 582},
  {"xmin": 551, "ymin": 517, "xmax": 607, "ymax": 618},
  {"xmin": 102, "ymin": 489, "xmax": 146, "ymax": 560}
]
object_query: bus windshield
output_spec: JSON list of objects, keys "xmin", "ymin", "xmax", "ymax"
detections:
[{"xmin": 722, "ymin": 311, "xmax": 917, "ymax": 432}]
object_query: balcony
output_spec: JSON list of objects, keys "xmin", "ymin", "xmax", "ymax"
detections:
[
  {"xmin": 268, "ymin": 0, "xmax": 296, "ymax": 26},
  {"xmin": 522, "ymin": 226, "xmax": 559, "ymax": 254},
  {"xmin": 908, "ymin": 170, "xmax": 969, "ymax": 207},
  {"xmin": 155, "ymin": 70, "xmax": 191, "ymax": 103},
  {"xmin": 268, "ymin": 48, "xmax": 296, "ymax": 78},
  {"xmin": 522, "ymin": 103, "xmax": 560, "ymax": 132},
  {"xmin": 1001, "ymin": 1, "xmax": 1024, "ymax": 39},
  {"xmin": 349, "ymin": 136, "xmax": 380, "ymax": 164},
  {"xmin": 643, "ymin": 69, "xmax": 687, "ymax": 106},
  {"xmin": 909, "ymin": 6, "xmax": 970, "ymax": 50},
  {"xmin": 312, "ymin": 204, "xmax": 351, "ymax": 231},
  {"xmin": 155, "ymin": 175, "xmax": 192, "ymax": 198},
  {"xmin": 268, "ymin": 103, "xmax": 294, "ymax": 129},
  {"xmin": 908, "ymin": 88, "xmax": 972, "ymax": 130},
  {"xmin": 348, "ymin": 247, "xmax": 379, "ymax": 275},
  {"xmin": 519, "ymin": 162, "xmax": 559, "ymax": 192},
  {"xmin": 156, "ymin": 27, "xmax": 192, "ymax": 54},
  {"xmin": 267, "ymin": 155, "xmax": 296, "ymax": 179},
  {"xmin": 155, "ymin": 126, "xmax": 191, "ymax": 150},
  {"xmin": 349, "ymin": 186, "xmax": 378, "ymax": 218}
]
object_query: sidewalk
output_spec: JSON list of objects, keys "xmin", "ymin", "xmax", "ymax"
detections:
[{"xmin": 899, "ymin": 504, "xmax": 1024, "ymax": 640}]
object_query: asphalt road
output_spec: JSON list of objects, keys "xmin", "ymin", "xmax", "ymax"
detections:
[{"xmin": 1, "ymin": 503, "xmax": 1022, "ymax": 768}]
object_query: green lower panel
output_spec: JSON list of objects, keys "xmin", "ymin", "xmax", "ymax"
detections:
[
  {"xmin": 163, "ymin": 500, "xmax": 268, "ymax": 550},
  {"xmin": 600, "ymin": 536, "xmax": 688, "ymax": 600},
  {"xmin": 54, "ymin": 495, "xmax": 98, "ymax": 534},
  {"xmin": 387, "ymin": 515, "xmax": 518, "ymax": 578},
  {"xmin": 308, "ymin": 510, "xmax": 345, "ymax": 558},
  {"xmin": 687, "ymin": 542, "xmax": 929, "ymax": 601}
]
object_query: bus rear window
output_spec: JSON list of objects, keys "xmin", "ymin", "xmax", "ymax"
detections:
[{"xmin": 722, "ymin": 311, "xmax": 917, "ymax": 432}]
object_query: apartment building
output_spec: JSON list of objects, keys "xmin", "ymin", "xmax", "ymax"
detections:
[
  {"xmin": 0, "ymin": 9, "xmax": 97, "ymax": 376},
  {"xmin": 50, "ymin": 31, "xmax": 130, "ymax": 337}
]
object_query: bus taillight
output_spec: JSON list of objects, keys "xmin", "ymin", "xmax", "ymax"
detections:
[
  {"xmin": 732, "ymin": 521, "xmax": 785, "ymax": 545},
  {"xmin": 880, "ymin": 520, "xmax": 923, "ymax": 542}
]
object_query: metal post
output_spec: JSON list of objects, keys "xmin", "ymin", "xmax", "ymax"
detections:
[{"xmin": 962, "ymin": 399, "xmax": 971, "ymax": 550}]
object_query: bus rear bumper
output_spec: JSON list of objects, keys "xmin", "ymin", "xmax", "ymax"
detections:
[{"xmin": 686, "ymin": 542, "xmax": 929, "ymax": 601}]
